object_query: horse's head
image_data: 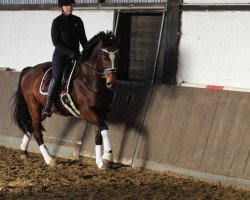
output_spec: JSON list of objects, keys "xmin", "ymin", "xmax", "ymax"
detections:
[{"xmin": 97, "ymin": 31, "xmax": 120, "ymax": 89}]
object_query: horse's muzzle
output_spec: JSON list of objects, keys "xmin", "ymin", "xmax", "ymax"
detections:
[
  {"xmin": 106, "ymin": 73, "xmax": 117, "ymax": 89},
  {"xmin": 106, "ymin": 82, "xmax": 113, "ymax": 89}
]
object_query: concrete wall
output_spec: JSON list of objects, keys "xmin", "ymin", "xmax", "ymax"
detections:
[{"xmin": 0, "ymin": 10, "xmax": 114, "ymax": 71}]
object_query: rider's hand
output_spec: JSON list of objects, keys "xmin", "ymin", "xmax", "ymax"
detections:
[{"xmin": 70, "ymin": 52, "xmax": 80, "ymax": 60}]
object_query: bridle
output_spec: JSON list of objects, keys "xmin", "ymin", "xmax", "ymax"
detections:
[{"xmin": 81, "ymin": 48, "xmax": 119, "ymax": 79}]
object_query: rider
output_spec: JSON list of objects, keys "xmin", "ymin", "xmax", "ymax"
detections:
[{"xmin": 42, "ymin": 0, "xmax": 88, "ymax": 117}]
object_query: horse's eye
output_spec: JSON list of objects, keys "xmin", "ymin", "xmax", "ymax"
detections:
[{"xmin": 103, "ymin": 55, "xmax": 109, "ymax": 61}]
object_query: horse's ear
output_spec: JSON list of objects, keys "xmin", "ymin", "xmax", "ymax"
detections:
[{"xmin": 98, "ymin": 32, "xmax": 106, "ymax": 44}]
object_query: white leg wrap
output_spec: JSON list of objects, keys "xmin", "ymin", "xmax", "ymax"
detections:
[
  {"xmin": 101, "ymin": 130, "xmax": 112, "ymax": 153},
  {"xmin": 20, "ymin": 132, "xmax": 32, "ymax": 151},
  {"xmin": 95, "ymin": 145, "xmax": 103, "ymax": 168},
  {"xmin": 39, "ymin": 144, "xmax": 52, "ymax": 165},
  {"xmin": 95, "ymin": 145, "xmax": 102, "ymax": 163}
]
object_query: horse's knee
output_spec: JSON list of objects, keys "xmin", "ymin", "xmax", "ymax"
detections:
[
  {"xmin": 99, "ymin": 121, "xmax": 108, "ymax": 131},
  {"xmin": 95, "ymin": 132, "xmax": 102, "ymax": 145}
]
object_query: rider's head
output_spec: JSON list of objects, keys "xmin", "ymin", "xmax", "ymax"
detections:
[
  {"xmin": 58, "ymin": 0, "xmax": 75, "ymax": 15},
  {"xmin": 58, "ymin": 0, "xmax": 75, "ymax": 7}
]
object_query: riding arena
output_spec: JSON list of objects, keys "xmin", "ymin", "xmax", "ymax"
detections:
[{"xmin": 0, "ymin": 0, "xmax": 250, "ymax": 199}]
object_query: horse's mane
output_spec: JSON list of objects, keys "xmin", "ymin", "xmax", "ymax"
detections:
[{"xmin": 80, "ymin": 31, "xmax": 119, "ymax": 61}]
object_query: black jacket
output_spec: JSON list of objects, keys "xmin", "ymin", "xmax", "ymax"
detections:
[{"xmin": 51, "ymin": 13, "xmax": 87, "ymax": 57}]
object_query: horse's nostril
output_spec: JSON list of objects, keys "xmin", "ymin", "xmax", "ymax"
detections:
[{"xmin": 106, "ymin": 82, "xmax": 112, "ymax": 89}]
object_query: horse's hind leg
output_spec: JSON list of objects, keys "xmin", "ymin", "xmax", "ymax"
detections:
[
  {"xmin": 28, "ymin": 102, "xmax": 55, "ymax": 166},
  {"xmin": 20, "ymin": 132, "xmax": 32, "ymax": 159}
]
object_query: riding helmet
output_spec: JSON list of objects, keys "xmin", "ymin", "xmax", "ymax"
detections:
[{"xmin": 58, "ymin": 0, "xmax": 76, "ymax": 7}]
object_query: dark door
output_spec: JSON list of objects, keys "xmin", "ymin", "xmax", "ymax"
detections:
[{"xmin": 117, "ymin": 13, "xmax": 166, "ymax": 83}]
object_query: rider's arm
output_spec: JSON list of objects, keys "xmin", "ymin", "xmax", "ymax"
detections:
[
  {"xmin": 51, "ymin": 19, "xmax": 74, "ymax": 56},
  {"xmin": 78, "ymin": 20, "xmax": 88, "ymax": 50}
]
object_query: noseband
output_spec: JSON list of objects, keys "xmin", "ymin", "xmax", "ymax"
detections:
[
  {"xmin": 101, "ymin": 48, "xmax": 119, "ymax": 78},
  {"xmin": 81, "ymin": 48, "xmax": 119, "ymax": 79}
]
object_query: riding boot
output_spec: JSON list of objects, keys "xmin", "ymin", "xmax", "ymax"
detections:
[{"xmin": 42, "ymin": 78, "xmax": 58, "ymax": 117}]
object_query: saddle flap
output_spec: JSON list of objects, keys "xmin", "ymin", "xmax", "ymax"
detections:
[
  {"xmin": 40, "ymin": 68, "xmax": 52, "ymax": 94},
  {"xmin": 39, "ymin": 62, "xmax": 76, "ymax": 95}
]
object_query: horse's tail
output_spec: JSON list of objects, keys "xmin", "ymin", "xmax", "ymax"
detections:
[{"xmin": 13, "ymin": 67, "xmax": 33, "ymax": 134}]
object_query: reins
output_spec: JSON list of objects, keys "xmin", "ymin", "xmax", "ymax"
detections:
[
  {"xmin": 78, "ymin": 48, "xmax": 119, "ymax": 79},
  {"xmin": 80, "ymin": 61, "xmax": 104, "ymax": 77}
]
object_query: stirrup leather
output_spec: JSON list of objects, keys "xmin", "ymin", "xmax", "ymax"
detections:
[{"xmin": 42, "ymin": 104, "xmax": 52, "ymax": 117}]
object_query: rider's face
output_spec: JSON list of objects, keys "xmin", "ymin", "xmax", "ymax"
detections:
[{"xmin": 62, "ymin": 4, "xmax": 73, "ymax": 15}]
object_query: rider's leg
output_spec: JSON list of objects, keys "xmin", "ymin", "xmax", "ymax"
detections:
[
  {"xmin": 42, "ymin": 54, "xmax": 64, "ymax": 117},
  {"xmin": 42, "ymin": 78, "xmax": 59, "ymax": 117}
]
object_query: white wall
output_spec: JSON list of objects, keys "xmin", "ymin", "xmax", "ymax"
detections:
[
  {"xmin": 0, "ymin": 10, "xmax": 114, "ymax": 71},
  {"xmin": 178, "ymin": 11, "xmax": 250, "ymax": 89},
  {"xmin": 1, "ymin": 8, "xmax": 250, "ymax": 89}
]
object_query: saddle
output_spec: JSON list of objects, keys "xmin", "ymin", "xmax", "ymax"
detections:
[{"xmin": 39, "ymin": 61, "xmax": 81, "ymax": 118}]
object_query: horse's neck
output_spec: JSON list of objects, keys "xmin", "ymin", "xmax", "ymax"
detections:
[
  {"xmin": 79, "ymin": 44, "xmax": 106, "ymax": 91},
  {"xmin": 79, "ymin": 62, "xmax": 105, "ymax": 92}
]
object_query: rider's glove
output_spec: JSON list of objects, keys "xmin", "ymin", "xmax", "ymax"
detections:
[{"xmin": 70, "ymin": 52, "xmax": 80, "ymax": 60}]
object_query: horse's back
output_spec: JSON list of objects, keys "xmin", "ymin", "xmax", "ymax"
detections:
[
  {"xmin": 22, "ymin": 62, "xmax": 51, "ymax": 79},
  {"xmin": 20, "ymin": 62, "xmax": 51, "ymax": 97},
  {"xmin": 33, "ymin": 62, "xmax": 51, "ymax": 73}
]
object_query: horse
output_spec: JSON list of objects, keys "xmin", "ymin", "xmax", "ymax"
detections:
[{"xmin": 13, "ymin": 31, "xmax": 120, "ymax": 169}]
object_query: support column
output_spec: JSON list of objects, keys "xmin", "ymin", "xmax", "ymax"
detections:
[{"xmin": 163, "ymin": 0, "xmax": 182, "ymax": 85}]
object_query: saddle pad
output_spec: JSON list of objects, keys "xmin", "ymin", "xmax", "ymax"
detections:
[
  {"xmin": 40, "ymin": 68, "xmax": 52, "ymax": 95},
  {"xmin": 39, "ymin": 62, "xmax": 80, "ymax": 118},
  {"xmin": 39, "ymin": 65, "xmax": 75, "ymax": 96}
]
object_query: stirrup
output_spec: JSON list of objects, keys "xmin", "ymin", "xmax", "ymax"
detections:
[{"xmin": 42, "ymin": 105, "xmax": 52, "ymax": 117}]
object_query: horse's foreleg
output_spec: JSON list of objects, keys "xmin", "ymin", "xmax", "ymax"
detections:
[
  {"xmin": 99, "ymin": 122, "xmax": 113, "ymax": 163},
  {"xmin": 82, "ymin": 107, "xmax": 113, "ymax": 169},
  {"xmin": 95, "ymin": 129, "xmax": 103, "ymax": 169},
  {"xmin": 95, "ymin": 125, "xmax": 113, "ymax": 169}
]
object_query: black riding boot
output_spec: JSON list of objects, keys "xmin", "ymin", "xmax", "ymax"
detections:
[{"xmin": 42, "ymin": 78, "xmax": 58, "ymax": 117}]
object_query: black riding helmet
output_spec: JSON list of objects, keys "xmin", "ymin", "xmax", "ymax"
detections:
[{"xmin": 58, "ymin": 0, "xmax": 76, "ymax": 7}]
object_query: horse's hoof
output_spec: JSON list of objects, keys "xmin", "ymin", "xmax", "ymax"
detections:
[
  {"xmin": 103, "ymin": 159, "xmax": 112, "ymax": 169},
  {"xmin": 49, "ymin": 158, "xmax": 57, "ymax": 167},
  {"xmin": 102, "ymin": 153, "xmax": 113, "ymax": 162},
  {"xmin": 97, "ymin": 161, "xmax": 108, "ymax": 170},
  {"xmin": 20, "ymin": 150, "xmax": 28, "ymax": 159},
  {"xmin": 102, "ymin": 153, "xmax": 113, "ymax": 168}
]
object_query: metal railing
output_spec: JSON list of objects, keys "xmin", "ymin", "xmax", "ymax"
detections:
[
  {"xmin": 0, "ymin": 0, "xmax": 96, "ymax": 4},
  {"xmin": 0, "ymin": 0, "xmax": 167, "ymax": 4}
]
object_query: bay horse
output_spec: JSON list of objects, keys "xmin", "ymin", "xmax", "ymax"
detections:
[{"xmin": 13, "ymin": 31, "xmax": 120, "ymax": 169}]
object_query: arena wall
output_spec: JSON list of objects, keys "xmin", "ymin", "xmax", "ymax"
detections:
[{"xmin": 0, "ymin": 70, "xmax": 249, "ymax": 190}]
